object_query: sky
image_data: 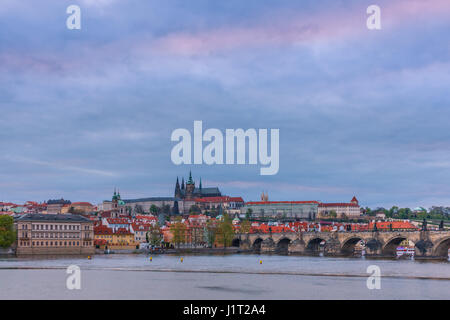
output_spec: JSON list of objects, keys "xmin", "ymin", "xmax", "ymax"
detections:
[{"xmin": 1, "ymin": 0, "xmax": 450, "ymax": 208}]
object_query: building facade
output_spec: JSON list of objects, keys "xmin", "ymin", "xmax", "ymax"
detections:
[
  {"xmin": 195, "ymin": 196, "xmax": 245, "ymax": 215},
  {"xmin": 318, "ymin": 197, "xmax": 361, "ymax": 218},
  {"xmin": 94, "ymin": 225, "xmax": 138, "ymax": 250},
  {"xmin": 15, "ymin": 214, "xmax": 94, "ymax": 255},
  {"xmin": 46, "ymin": 199, "xmax": 71, "ymax": 214},
  {"xmin": 242, "ymin": 201, "xmax": 320, "ymax": 220}
]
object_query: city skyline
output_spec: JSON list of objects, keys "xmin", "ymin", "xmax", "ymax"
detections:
[{"xmin": 1, "ymin": 0, "xmax": 450, "ymax": 208}]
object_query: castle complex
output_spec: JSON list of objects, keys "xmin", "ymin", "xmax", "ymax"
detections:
[
  {"xmin": 174, "ymin": 171, "xmax": 221, "ymax": 200},
  {"xmin": 102, "ymin": 172, "xmax": 222, "ymax": 215}
]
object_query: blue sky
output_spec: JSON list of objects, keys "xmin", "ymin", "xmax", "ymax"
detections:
[{"xmin": 1, "ymin": 0, "xmax": 450, "ymax": 208}]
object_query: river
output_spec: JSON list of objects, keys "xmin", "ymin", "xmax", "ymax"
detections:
[{"xmin": 0, "ymin": 254, "xmax": 449, "ymax": 299}]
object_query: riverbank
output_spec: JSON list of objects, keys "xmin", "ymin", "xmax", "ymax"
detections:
[
  {"xmin": 0, "ymin": 254, "xmax": 449, "ymax": 299},
  {"xmin": 95, "ymin": 247, "xmax": 243, "ymax": 255}
]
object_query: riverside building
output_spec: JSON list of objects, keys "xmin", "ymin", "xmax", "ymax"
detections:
[{"xmin": 15, "ymin": 214, "xmax": 94, "ymax": 255}]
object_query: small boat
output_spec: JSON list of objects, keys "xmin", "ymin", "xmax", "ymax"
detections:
[{"xmin": 396, "ymin": 246, "xmax": 415, "ymax": 258}]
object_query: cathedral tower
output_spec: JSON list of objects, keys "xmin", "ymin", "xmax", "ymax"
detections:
[{"xmin": 185, "ymin": 171, "xmax": 195, "ymax": 200}]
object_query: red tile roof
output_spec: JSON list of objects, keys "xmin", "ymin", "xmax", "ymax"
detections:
[
  {"xmin": 319, "ymin": 203, "xmax": 359, "ymax": 207},
  {"xmin": 72, "ymin": 202, "xmax": 93, "ymax": 206},
  {"xmin": 106, "ymin": 218, "xmax": 130, "ymax": 224},
  {"xmin": 246, "ymin": 201, "xmax": 320, "ymax": 205},
  {"xmin": 195, "ymin": 196, "xmax": 244, "ymax": 203}
]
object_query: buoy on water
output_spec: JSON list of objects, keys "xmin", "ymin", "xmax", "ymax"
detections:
[
  {"xmin": 259, "ymin": 260, "xmax": 262, "ymax": 264},
  {"xmin": 181, "ymin": 257, "xmax": 184, "ymax": 263}
]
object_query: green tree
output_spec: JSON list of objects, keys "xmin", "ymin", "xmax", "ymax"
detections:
[
  {"xmin": 134, "ymin": 204, "xmax": 144, "ymax": 214},
  {"xmin": 216, "ymin": 214, "xmax": 234, "ymax": 248},
  {"xmin": 148, "ymin": 224, "xmax": 162, "ymax": 247},
  {"xmin": 204, "ymin": 220, "xmax": 217, "ymax": 248},
  {"xmin": 245, "ymin": 208, "xmax": 253, "ymax": 220},
  {"xmin": 0, "ymin": 215, "xmax": 16, "ymax": 248},
  {"xmin": 162, "ymin": 204, "xmax": 171, "ymax": 215},
  {"xmin": 170, "ymin": 217, "xmax": 186, "ymax": 248},
  {"xmin": 150, "ymin": 204, "xmax": 159, "ymax": 215},
  {"xmin": 329, "ymin": 210, "xmax": 337, "ymax": 218},
  {"xmin": 365, "ymin": 207, "xmax": 374, "ymax": 216},
  {"xmin": 189, "ymin": 205, "xmax": 201, "ymax": 214},
  {"xmin": 240, "ymin": 219, "xmax": 251, "ymax": 234},
  {"xmin": 388, "ymin": 206, "xmax": 399, "ymax": 218}
]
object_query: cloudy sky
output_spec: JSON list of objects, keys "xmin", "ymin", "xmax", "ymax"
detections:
[{"xmin": 1, "ymin": 0, "xmax": 450, "ymax": 208}]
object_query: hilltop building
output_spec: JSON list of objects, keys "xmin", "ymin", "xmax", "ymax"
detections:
[
  {"xmin": 46, "ymin": 199, "xmax": 71, "ymax": 214},
  {"xmin": 318, "ymin": 196, "xmax": 361, "ymax": 218},
  {"xmin": 174, "ymin": 171, "xmax": 221, "ymax": 200},
  {"xmin": 242, "ymin": 201, "xmax": 320, "ymax": 220}
]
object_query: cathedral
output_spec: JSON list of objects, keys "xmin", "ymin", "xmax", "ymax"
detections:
[{"xmin": 174, "ymin": 171, "xmax": 221, "ymax": 200}]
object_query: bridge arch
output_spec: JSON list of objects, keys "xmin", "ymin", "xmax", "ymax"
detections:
[
  {"xmin": 341, "ymin": 237, "xmax": 364, "ymax": 255},
  {"xmin": 252, "ymin": 238, "xmax": 264, "ymax": 252},
  {"xmin": 231, "ymin": 238, "xmax": 241, "ymax": 247},
  {"xmin": 276, "ymin": 237, "xmax": 291, "ymax": 254},
  {"xmin": 382, "ymin": 236, "xmax": 409, "ymax": 256},
  {"xmin": 433, "ymin": 236, "xmax": 450, "ymax": 258},
  {"xmin": 306, "ymin": 237, "xmax": 326, "ymax": 254}
]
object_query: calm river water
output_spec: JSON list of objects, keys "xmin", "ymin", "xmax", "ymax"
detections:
[{"xmin": 0, "ymin": 254, "xmax": 449, "ymax": 299}]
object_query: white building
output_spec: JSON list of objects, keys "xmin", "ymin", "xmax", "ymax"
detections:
[{"xmin": 318, "ymin": 197, "xmax": 361, "ymax": 218}]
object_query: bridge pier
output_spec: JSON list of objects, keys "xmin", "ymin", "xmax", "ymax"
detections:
[
  {"xmin": 239, "ymin": 239, "xmax": 251, "ymax": 251},
  {"xmin": 260, "ymin": 238, "xmax": 276, "ymax": 253},
  {"xmin": 288, "ymin": 239, "xmax": 306, "ymax": 254},
  {"xmin": 323, "ymin": 237, "xmax": 341, "ymax": 256},
  {"xmin": 414, "ymin": 232, "xmax": 434, "ymax": 257}
]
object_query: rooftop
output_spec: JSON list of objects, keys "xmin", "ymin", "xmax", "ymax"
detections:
[
  {"xmin": 16, "ymin": 214, "xmax": 91, "ymax": 222},
  {"xmin": 246, "ymin": 201, "xmax": 320, "ymax": 205}
]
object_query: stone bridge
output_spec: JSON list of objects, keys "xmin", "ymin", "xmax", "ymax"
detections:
[{"xmin": 232, "ymin": 230, "xmax": 450, "ymax": 258}]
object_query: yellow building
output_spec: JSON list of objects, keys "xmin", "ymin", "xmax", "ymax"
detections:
[{"xmin": 94, "ymin": 225, "xmax": 138, "ymax": 250}]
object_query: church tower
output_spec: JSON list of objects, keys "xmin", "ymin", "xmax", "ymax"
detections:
[
  {"xmin": 111, "ymin": 188, "xmax": 120, "ymax": 218},
  {"xmin": 175, "ymin": 177, "xmax": 181, "ymax": 198},
  {"xmin": 185, "ymin": 171, "xmax": 195, "ymax": 200}
]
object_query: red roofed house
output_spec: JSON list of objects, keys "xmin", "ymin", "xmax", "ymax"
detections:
[
  {"xmin": 102, "ymin": 217, "xmax": 131, "ymax": 231},
  {"xmin": 130, "ymin": 223, "xmax": 153, "ymax": 243},
  {"xmin": 369, "ymin": 220, "xmax": 417, "ymax": 231},
  {"xmin": 70, "ymin": 202, "xmax": 95, "ymax": 213},
  {"xmin": 94, "ymin": 225, "xmax": 137, "ymax": 249}
]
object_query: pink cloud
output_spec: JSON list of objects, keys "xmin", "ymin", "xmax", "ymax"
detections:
[{"xmin": 152, "ymin": 0, "xmax": 450, "ymax": 56}]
